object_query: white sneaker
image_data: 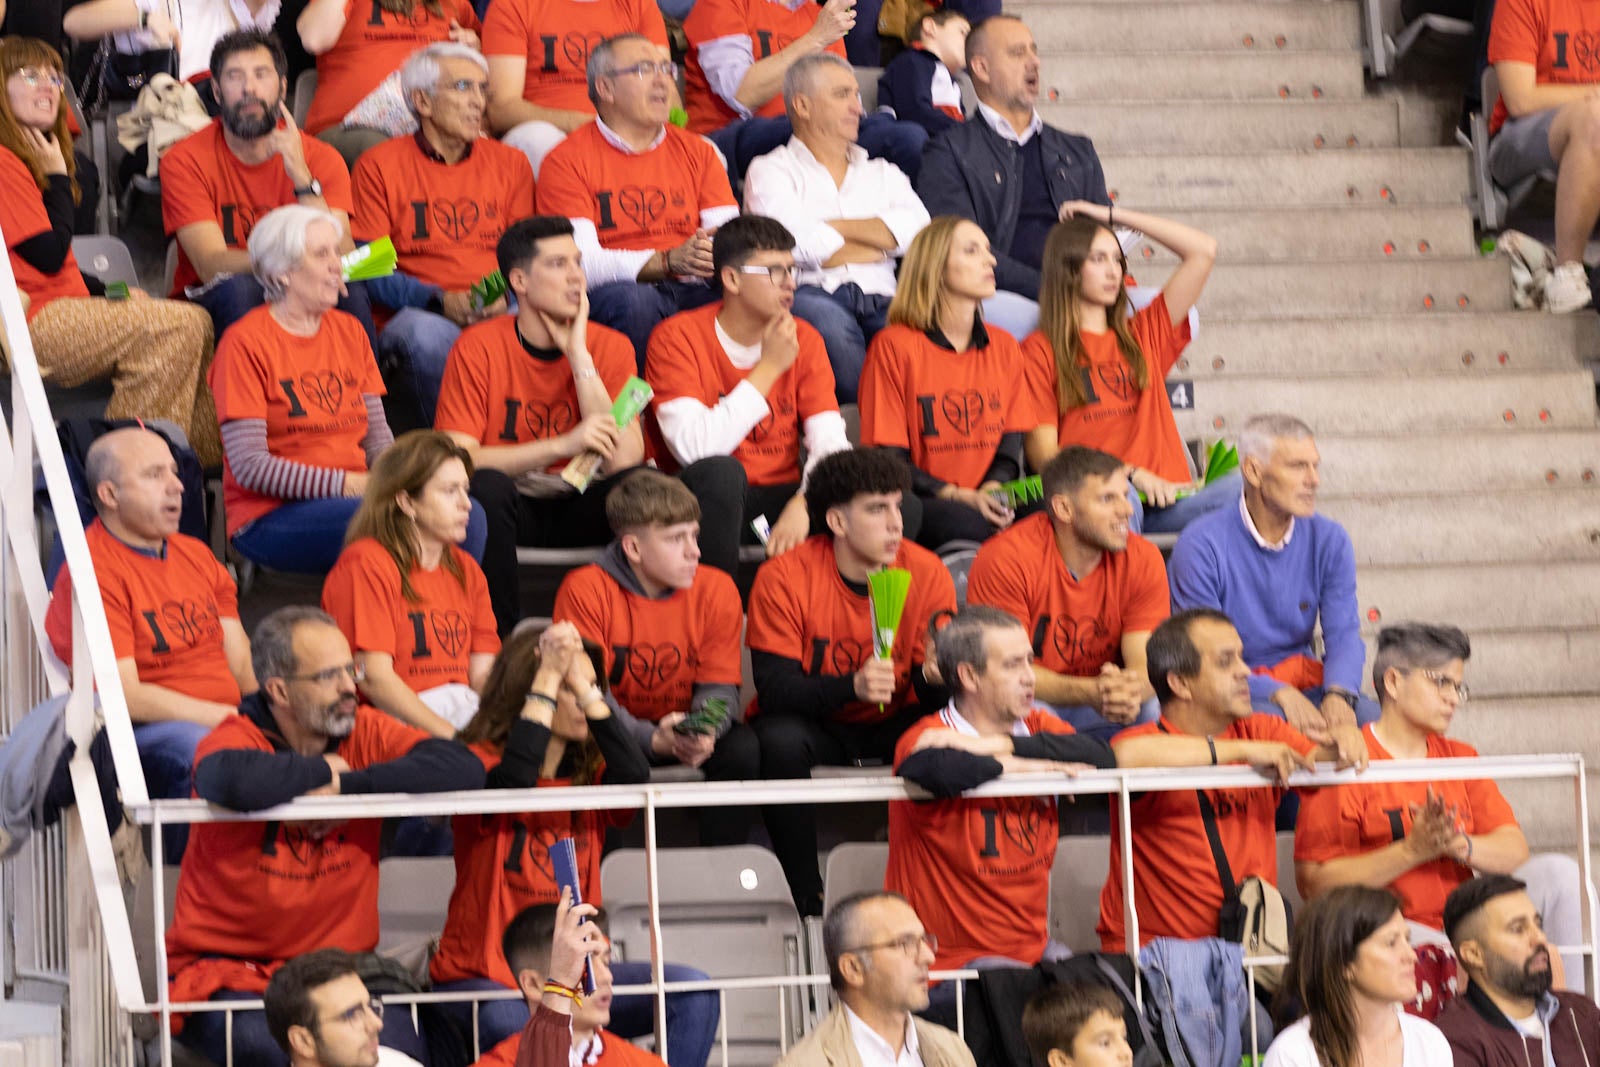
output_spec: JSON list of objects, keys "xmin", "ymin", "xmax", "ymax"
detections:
[{"xmin": 1544, "ymin": 262, "xmax": 1593, "ymax": 313}]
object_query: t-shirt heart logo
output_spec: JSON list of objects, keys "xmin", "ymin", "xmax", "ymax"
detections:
[
  {"xmin": 1096, "ymin": 362, "xmax": 1139, "ymax": 403},
  {"xmin": 618, "ymin": 186, "xmax": 666, "ymax": 230},
  {"xmin": 940, "ymin": 389, "xmax": 985, "ymax": 435},
  {"xmin": 563, "ymin": 31, "xmax": 605, "ymax": 69},
  {"xmin": 626, "ymin": 643, "xmax": 683, "ymax": 688},
  {"xmin": 1575, "ymin": 30, "xmax": 1600, "ymax": 73},
  {"xmin": 160, "ymin": 597, "xmax": 217, "ymax": 646},
  {"xmin": 748, "ymin": 409, "xmax": 775, "ymax": 443},
  {"xmin": 300, "ymin": 372, "xmax": 344, "ymax": 417},
  {"xmin": 1051, "ymin": 615, "xmax": 1111, "ymax": 672},
  {"xmin": 522, "ymin": 400, "xmax": 577, "ymax": 439},
  {"xmin": 431, "ymin": 198, "xmax": 481, "ymax": 241},
  {"xmin": 431, "ymin": 609, "xmax": 469, "ymax": 659},
  {"xmin": 830, "ymin": 637, "xmax": 872, "ymax": 676},
  {"xmin": 1001, "ymin": 802, "xmax": 1044, "ymax": 855}
]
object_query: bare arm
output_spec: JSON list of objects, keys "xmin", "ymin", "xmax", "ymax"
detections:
[
  {"xmin": 177, "ymin": 221, "xmax": 252, "ymax": 284},
  {"xmin": 444, "ymin": 428, "xmax": 579, "ymax": 477},
  {"xmin": 486, "ymin": 55, "xmax": 591, "ymax": 135},
  {"xmin": 355, "ymin": 652, "xmax": 460, "ymax": 739},
  {"xmin": 1118, "ymin": 631, "xmax": 1157, "ymax": 704},
  {"xmin": 1497, "ymin": 60, "xmax": 1600, "ymax": 117},
  {"xmin": 1032, "ymin": 666, "xmax": 1102, "ymax": 706},
  {"xmin": 62, "ymin": 0, "xmax": 140, "ymax": 39},
  {"xmin": 1454, "ymin": 823, "xmax": 1530, "ymax": 875},
  {"xmin": 1023, "ymin": 425, "xmax": 1059, "ymax": 476},
  {"xmin": 729, "ymin": 0, "xmax": 851, "ymax": 109},
  {"xmin": 468, "ymin": 652, "xmax": 494, "ymax": 693},
  {"xmin": 221, "ymin": 618, "xmax": 258, "ymax": 696},
  {"xmin": 116, "ymin": 657, "xmax": 236, "ymax": 728},
  {"xmin": 296, "ymin": 0, "xmax": 350, "ymax": 55}
]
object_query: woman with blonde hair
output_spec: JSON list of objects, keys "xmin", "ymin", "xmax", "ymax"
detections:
[
  {"xmin": 858, "ymin": 215, "xmax": 1032, "ymax": 549},
  {"xmin": 322, "ymin": 429, "xmax": 493, "ymax": 738},
  {"xmin": 0, "ymin": 36, "xmax": 219, "ymax": 463}
]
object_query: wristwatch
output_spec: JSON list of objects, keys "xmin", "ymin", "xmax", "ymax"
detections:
[
  {"xmin": 1326, "ymin": 687, "xmax": 1359, "ymax": 710},
  {"xmin": 293, "ymin": 177, "xmax": 323, "ymax": 199}
]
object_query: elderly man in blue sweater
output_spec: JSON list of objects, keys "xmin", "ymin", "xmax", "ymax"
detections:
[{"xmin": 1169, "ymin": 413, "xmax": 1377, "ymax": 761}]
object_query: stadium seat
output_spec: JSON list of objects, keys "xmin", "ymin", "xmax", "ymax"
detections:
[
  {"xmin": 854, "ymin": 67, "xmax": 881, "ymax": 113},
  {"xmin": 1049, "ymin": 835, "xmax": 1111, "ymax": 953},
  {"xmin": 938, "ymin": 541, "xmax": 981, "ymax": 606},
  {"xmin": 820, "ymin": 841, "xmax": 888, "ymax": 919},
  {"xmin": 601, "ymin": 845, "xmax": 807, "ymax": 1066},
  {"xmin": 71, "ymin": 235, "xmax": 142, "ymax": 290},
  {"xmin": 1275, "ymin": 830, "xmax": 1304, "ymax": 918},
  {"xmin": 377, "ymin": 855, "xmax": 457, "ymax": 971},
  {"xmin": 292, "ymin": 70, "xmax": 319, "ymax": 130},
  {"xmin": 1468, "ymin": 66, "xmax": 1552, "ymax": 231}
]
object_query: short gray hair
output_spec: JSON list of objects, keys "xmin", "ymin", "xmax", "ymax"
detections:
[
  {"xmin": 783, "ymin": 52, "xmax": 855, "ymax": 115},
  {"xmin": 249, "ymin": 204, "xmax": 344, "ymax": 303},
  {"xmin": 1238, "ymin": 413, "xmax": 1315, "ymax": 464},
  {"xmin": 934, "ymin": 604, "xmax": 1024, "ymax": 694},
  {"xmin": 1372, "ymin": 622, "xmax": 1471, "ymax": 702},
  {"xmin": 252, "ymin": 605, "xmax": 337, "ymax": 686},
  {"xmin": 400, "ymin": 41, "xmax": 488, "ymax": 119},
  {"xmin": 586, "ymin": 33, "xmax": 651, "ymax": 108},
  {"xmin": 822, "ymin": 891, "xmax": 910, "ymax": 992}
]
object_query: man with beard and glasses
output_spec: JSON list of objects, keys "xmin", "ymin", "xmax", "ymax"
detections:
[
  {"xmin": 164, "ymin": 605, "xmax": 484, "ymax": 1067},
  {"xmin": 161, "ymin": 29, "xmax": 376, "ymax": 346},
  {"xmin": 967, "ymin": 445, "xmax": 1169, "ymax": 742},
  {"xmin": 1438, "ymin": 875, "xmax": 1600, "ymax": 1065}
]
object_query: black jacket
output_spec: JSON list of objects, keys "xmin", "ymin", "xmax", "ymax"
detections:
[{"xmin": 915, "ymin": 114, "xmax": 1109, "ymax": 300}]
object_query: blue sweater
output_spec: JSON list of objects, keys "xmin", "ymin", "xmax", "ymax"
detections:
[{"xmin": 1168, "ymin": 500, "xmax": 1365, "ymax": 705}]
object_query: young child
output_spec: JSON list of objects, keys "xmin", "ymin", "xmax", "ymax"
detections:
[
  {"xmin": 877, "ymin": 10, "xmax": 971, "ymax": 136},
  {"xmin": 1022, "ymin": 983, "xmax": 1137, "ymax": 1067}
]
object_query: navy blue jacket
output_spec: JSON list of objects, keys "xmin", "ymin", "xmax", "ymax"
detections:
[{"xmin": 877, "ymin": 48, "xmax": 961, "ymax": 136}]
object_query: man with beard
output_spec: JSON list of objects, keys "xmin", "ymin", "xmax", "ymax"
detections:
[
  {"xmin": 263, "ymin": 949, "xmax": 385, "ymax": 1067},
  {"xmin": 1438, "ymin": 875, "xmax": 1600, "ymax": 1064},
  {"xmin": 967, "ymin": 445, "xmax": 1169, "ymax": 742},
  {"xmin": 160, "ymin": 29, "xmax": 373, "ymax": 344},
  {"xmin": 165, "ymin": 605, "xmax": 484, "ymax": 1067}
]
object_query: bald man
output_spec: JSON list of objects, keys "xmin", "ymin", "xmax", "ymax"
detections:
[{"xmin": 45, "ymin": 428, "xmax": 256, "ymax": 857}]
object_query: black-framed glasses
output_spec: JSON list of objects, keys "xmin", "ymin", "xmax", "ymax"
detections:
[
  {"xmin": 14, "ymin": 67, "xmax": 65, "ymax": 89},
  {"xmin": 608, "ymin": 60, "xmax": 678, "ymax": 81},
  {"xmin": 1401, "ymin": 668, "xmax": 1469, "ymax": 701},
  {"xmin": 287, "ymin": 662, "xmax": 366, "ymax": 686},
  {"xmin": 322, "ymin": 997, "xmax": 384, "ymax": 1028},
  {"xmin": 845, "ymin": 932, "xmax": 937, "ymax": 958},
  {"xmin": 737, "ymin": 263, "xmax": 799, "ymax": 284}
]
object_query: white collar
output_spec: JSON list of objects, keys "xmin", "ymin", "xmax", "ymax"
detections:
[
  {"xmin": 570, "ymin": 1029, "xmax": 604, "ymax": 1067},
  {"xmin": 844, "ymin": 1004, "xmax": 921, "ymax": 1064},
  {"xmin": 785, "ymin": 134, "xmax": 868, "ymax": 170},
  {"xmin": 596, "ymin": 117, "xmax": 666, "ymax": 155},
  {"xmin": 975, "ymin": 100, "xmax": 1042, "ymax": 145},
  {"xmin": 939, "ymin": 701, "xmax": 1031, "ymax": 739},
  {"xmin": 1239, "ymin": 493, "xmax": 1294, "ymax": 551}
]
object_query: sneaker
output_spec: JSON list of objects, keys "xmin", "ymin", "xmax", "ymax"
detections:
[{"xmin": 1544, "ymin": 262, "xmax": 1594, "ymax": 313}]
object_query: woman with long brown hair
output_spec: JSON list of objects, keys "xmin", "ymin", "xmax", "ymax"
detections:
[
  {"xmin": 1021, "ymin": 203, "xmax": 1227, "ymax": 536},
  {"xmin": 321, "ymin": 429, "xmax": 493, "ymax": 738},
  {"xmin": 0, "ymin": 36, "xmax": 219, "ymax": 462},
  {"xmin": 1266, "ymin": 885, "xmax": 1451, "ymax": 1067}
]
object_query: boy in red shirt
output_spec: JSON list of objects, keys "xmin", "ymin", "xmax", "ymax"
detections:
[
  {"xmin": 746, "ymin": 447, "xmax": 956, "ymax": 915},
  {"xmin": 435, "ymin": 216, "xmax": 646, "ymax": 634},
  {"xmin": 552, "ymin": 471, "xmax": 758, "ymax": 843},
  {"xmin": 166, "ymin": 606, "xmax": 484, "ymax": 1067},
  {"xmin": 967, "ymin": 446, "xmax": 1169, "ymax": 742},
  {"xmin": 645, "ymin": 215, "xmax": 851, "ymax": 579}
]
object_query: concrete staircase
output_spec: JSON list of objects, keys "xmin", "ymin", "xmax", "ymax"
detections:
[{"xmin": 1016, "ymin": 0, "xmax": 1600, "ymax": 851}]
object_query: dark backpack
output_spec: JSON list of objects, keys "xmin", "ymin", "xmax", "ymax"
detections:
[{"xmin": 963, "ymin": 954, "xmax": 1167, "ymax": 1067}]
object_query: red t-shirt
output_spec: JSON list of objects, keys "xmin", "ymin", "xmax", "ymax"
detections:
[
  {"xmin": 645, "ymin": 302, "xmax": 838, "ymax": 485},
  {"xmin": 537, "ymin": 123, "xmax": 736, "ymax": 253},
  {"xmin": 886, "ymin": 706, "xmax": 1074, "ymax": 971},
  {"xmin": 681, "ymin": 0, "xmax": 847, "ymax": 132},
  {"xmin": 208, "ymin": 305, "xmax": 384, "ymax": 535},
  {"xmin": 552, "ymin": 561, "xmax": 742, "ymax": 724},
  {"xmin": 481, "ymin": 0, "xmax": 667, "ymax": 114},
  {"xmin": 351, "ymin": 134, "xmax": 535, "ymax": 294},
  {"xmin": 321, "ymin": 537, "xmax": 500, "ymax": 692},
  {"xmin": 1487, "ymin": 0, "xmax": 1600, "ymax": 132},
  {"xmin": 744, "ymin": 535, "xmax": 956, "ymax": 725},
  {"xmin": 165, "ymin": 706, "xmax": 430, "ymax": 974},
  {"xmin": 967, "ymin": 512, "xmax": 1170, "ymax": 679},
  {"xmin": 476, "ymin": 1028, "xmax": 667, "ymax": 1067},
  {"xmin": 160, "ymin": 120, "xmax": 354, "ymax": 295},
  {"xmin": 46, "ymin": 521, "xmax": 241, "ymax": 707},
  {"xmin": 859, "ymin": 323, "xmax": 1032, "ymax": 490},
  {"xmin": 1020, "ymin": 296, "xmax": 1193, "ymax": 483},
  {"xmin": 433, "ymin": 316, "xmax": 636, "ymax": 471},
  {"xmin": 1098, "ymin": 714, "xmax": 1317, "ymax": 952},
  {"xmin": 1294, "ymin": 726, "xmax": 1518, "ymax": 930},
  {"xmin": 304, "ymin": 0, "xmax": 479, "ymax": 134},
  {"xmin": 0, "ymin": 148, "xmax": 89, "ymax": 319}
]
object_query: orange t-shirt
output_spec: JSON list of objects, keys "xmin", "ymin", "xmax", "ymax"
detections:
[
  {"xmin": 552, "ymin": 561, "xmax": 742, "ymax": 724},
  {"xmin": 681, "ymin": 0, "xmax": 847, "ymax": 132},
  {"xmin": 321, "ymin": 537, "xmax": 500, "ymax": 692},
  {"xmin": 45, "ymin": 521, "xmax": 241, "ymax": 707},
  {"xmin": 1098, "ymin": 714, "xmax": 1317, "ymax": 952},
  {"xmin": 887, "ymin": 706, "xmax": 1074, "ymax": 971},
  {"xmin": 859, "ymin": 323, "xmax": 1032, "ymax": 490},
  {"xmin": 1295, "ymin": 727, "xmax": 1517, "ymax": 930},
  {"xmin": 967, "ymin": 512, "xmax": 1170, "ymax": 679},
  {"xmin": 161, "ymin": 120, "xmax": 354, "ymax": 295},
  {"xmin": 304, "ymin": 0, "xmax": 479, "ymax": 134},
  {"xmin": 476, "ymin": 1029, "xmax": 667, "ymax": 1067},
  {"xmin": 209, "ymin": 305, "xmax": 384, "ymax": 535},
  {"xmin": 645, "ymin": 302, "xmax": 838, "ymax": 485},
  {"xmin": 430, "ymin": 744, "xmax": 630, "ymax": 987},
  {"xmin": 744, "ymin": 535, "xmax": 956, "ymax": 725},
  {"xmin": 433, "ymin": 316, "xmax": 636, "ymax": 471},
  {"xmin": 1020, "ymin": 295, "xmax": 1193, "ymax": 483},
  {"xmin": 0, "ymin": 148, "xmax": 89, "ymax": 320},
  {"xmin": 537, "ymin": 123, "xmax": 736, "ymax": 253},
  {"xmin": 351, "ymin": 134, "xmax": 535, "ymax": 294},
  {"xmin": 1487, "ymin": 0, "xmax": 1600, "ymax": 132},
  {"xmin": 481, "ymin": 0, "xmax": 666, "ymax": 114},
  {"xmin": 165, "ymin": 706, "xmax": 429, "ymax": 974}
]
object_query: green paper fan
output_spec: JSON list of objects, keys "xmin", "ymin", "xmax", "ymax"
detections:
[
  {"xmin": 341, "ymin": 236, "xmax": 396, "ymax": 282},
  {"xmin": 998, "ymin": 475, "xmax": 1043, "ymax": 509},
  {"xmin": 473, "ymin": 269, "xmax": 508, "ymax": 311},
  {"xmin": 867, "ymin": 567, "xmax": 912, "ymax": 661}
]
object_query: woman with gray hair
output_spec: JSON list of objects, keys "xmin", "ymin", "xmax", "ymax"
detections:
[{"xmin": 208, "ymin": 203, "xmax": 396, "ymax": 575}]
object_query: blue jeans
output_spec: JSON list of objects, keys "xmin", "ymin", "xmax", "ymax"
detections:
[
  {"xmin": 1042, "ymin": 697, "xmax": 1160, "ymax": 744},
  {"xmin": 1253, "ymin": 684, "xmax": 1381, "ymax": 727},
  {"xmin": 136, "ymin": 719, "xmax": 209, "ymax": 862},
  {"xmin": 1129, "ymin": 471, "xmax": 1242, "ymax": 536},
  {"xmin": 790, "ymin": 284, "xmax": 891, "ymax": 402},
  {"xmin": 589, "ymin": 279, "xmax": 720, "ymax": 372},
  {"xmin": 192, "ymin": 274, "xmax": 379, "ymax": 354},
  {"xmin": 711, "ymin": 112, "xmax": 928, "ymax": 181},
  {"xmin": 378, "ymin": 308, "xmax": 461, "ymax": 427},
  {"xmin": 179, "ymin": 987, "xmax": 429, "ymax": 1067},
  {"xmin": 233, "ymin": 498, "xmax": 486, "ymax": 575}
]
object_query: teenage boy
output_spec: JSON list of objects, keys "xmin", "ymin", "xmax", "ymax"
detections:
[{"xmin": 1022, "ymin": 983, "xmax": 1136, "ymax": 1067}]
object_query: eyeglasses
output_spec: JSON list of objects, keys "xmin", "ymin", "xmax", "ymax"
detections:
[
  {"xmin": 287, "ymin": 662, "xmax": 366, "ymax": 686},
  {"xmin": 845, "ymin": 932, "xmax": 937, "ymax": 958},
  {"xmin": 441, "ymin": 78, "xmax": 488, "ymax": 96},
  {"xmin": 1401, "ymin": 668, "xmax": 1469, "ymax": 701},
  {"xmin": 13, "ymin": 68, "xmax": 64, "ymax": 89},
  {"xmin": 608, "ymin": 60, "xmax": 679, "ymax": 81},
  {"xmin": 322, "ymin": 997, "xmax": 384, "ymax": 1028},
  {"xmin": 737, "ymin": 263, "xmax": 799, "ymax": 284}
]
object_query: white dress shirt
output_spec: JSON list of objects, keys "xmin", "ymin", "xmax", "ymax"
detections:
[
  {"xmin": 974, "ymin": 100, "xmax": 1042, "ymax": 146},
  {"xmin": 1239, "ymin": 492, "xmax": 1295, "ymax": 551},
  {"xmin": 844, "ymin": 1004, "xmax": 925, "ymax": 1067}
]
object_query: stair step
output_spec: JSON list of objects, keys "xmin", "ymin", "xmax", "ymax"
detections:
[
  {"xmin": 1149, "ymin": 257, "xmax": 1512, "ymax": 316},
  {"xmin": 1356, "ymin": 563, "xmax": 1600, "ymax": 631},
  {"xmin": 1453, "ymin": 696, "xmax": 1600, "ymax": 758},
  {"xmin": 1132, "ymin": 205, "xmax": 1476, "ymax": 261},
  {"xmin": 1179, "ymin": 312, "xmax": 1600, "ymax": 376},
  {"xmin": 1041, "ymin": 50, "xmax": 1366, "ymax": 101},
  {"xmin": 1101, "ymin": 147, "xmax": 1470, "ymax": 208},
  {"xmin": 1027, "ymin": 2, "xmax": 1360, "ymax": 51},
  {"xmin": 1422, "ymin": 630, "xmax": 1600, "ymax": 701},
  {"xmin": 1171, "ymin": 370, "xmax": 1599, "ymax": 435},
  {"xmin": 1309, "ymin": 432, "xmax": 1600, "ymax": 492},
  {"xmin": 1322, "ymin": 490, "xmax": 1600, "ymax": 565},
  {"xmin": 1041, "ymin": 99, "xmax": 1398, "ymax": 153}
]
